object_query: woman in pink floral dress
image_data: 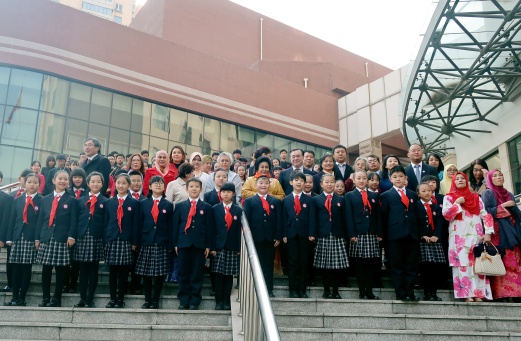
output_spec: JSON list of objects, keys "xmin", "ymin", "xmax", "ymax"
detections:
[
  {"xmin": 442, "ymin": 172, "xmax": 494, "ymax": 302},
  {"xmin": 482, "ymin": 169, "xmax": 521, "ymax": 300}
]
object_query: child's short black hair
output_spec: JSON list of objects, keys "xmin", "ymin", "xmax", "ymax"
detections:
[
  {"xmin": 149, "ymin": 175, "xmax": 165, "ymax": 185},
  {"xmin": 86, "ymin": 171, "xmax": 105, "ymax": 185},
  {"xmin": 255, "ymin": 175, "xmax": 270, "ymax": 182},
  {"xmin": 20, "ymin": 168, "xmax": 32, "ymax": 178},
  {"xmin": 141, "ymin": 150, "xmax": 149, "ymax": 155},
  {"xmin": 238, "ymin": 157, "xmax": 248, "ymax": 163},
  {"xmin": 24, "ymin": 172, "xmax": 39, "ymax": 183},
  {"xmin": 178, "ymin": 163, "xmax": 195, "ymax": 179},
  {"xmin": 116, "ymin": 154, "xmax": 125, "ymax": 159},
  {"xmin": 389, "ymin": 165, "xmax": 406, "ymax": 176},
  {"xmin": 56, "ymin": 154, "xmax": 67, "ymax": 161},
  {"xmin": 367, "ymin": 171, "xmax": 380, "ymax": 181},
  {"xmin": 114, "ymin": 173, "xmax": 131, "ymax": 185},
  {"xmin": 417, "ymin": 181, "xmax": 432, "ymax": 193},
  {"xmin": 186, "ymin": 177, "xmax": 202, "ymax": 188},
  {"xmin": 290, "ymin": 170, "xmax": 306, "ymax": 182},
  {"xmin": 421, "ymin": 175, "xmax": 438, "ymax": 182},
  {"xmin": 128, "ymin": 170, "xmax": 143, "ymax": 178},
  {"xmin": 272, "ymin": 166, "xmax": 282, "ymax": 171},
  {"xmin": 220, "ymin": 182, "xmax": 236, "ymax": 194}
]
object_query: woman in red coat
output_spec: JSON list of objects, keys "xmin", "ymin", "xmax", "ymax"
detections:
[{"xmin": 142, "ymin": 150, "xmax": 177, "ymax": 196}]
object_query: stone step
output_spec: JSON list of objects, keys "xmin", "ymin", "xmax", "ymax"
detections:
[
  {"xmin": 275, "ymin": 311, "xmax": 521, "ymax": 333},
  {"xmin": 0, "ymin": 306, "xmax": 230, "ymax": 326},
  {"xmin": 278, "ymin": 328, "xmax": 517, "ymax": 341},
  {"xmin": 0, "ymin": 322, "xmax": 232, "ymax": 341},
  {"xmin": 271, "ymin": 298, "xmax": 521, "ymax": 318}
]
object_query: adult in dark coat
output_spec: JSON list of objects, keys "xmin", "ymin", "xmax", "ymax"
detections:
[
  {"xmin": 404, "ymin": 144, "xmax": 438, "ymax": 192},
  {"xmin": 81, "ymin": 138, "xmax": 112, "ymax": 198}
]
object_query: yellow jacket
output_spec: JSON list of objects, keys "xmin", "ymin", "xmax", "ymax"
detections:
[{"xmin": 241, "ymin": 176, "xmax": 285, "ymax": 201}]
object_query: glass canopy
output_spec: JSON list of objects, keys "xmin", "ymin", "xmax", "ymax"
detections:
[{"xmin": 401, "ymin": 0, "xmax": 521, "ymax": 155}]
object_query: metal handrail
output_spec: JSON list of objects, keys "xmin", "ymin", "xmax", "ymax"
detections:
[
  {"xmin": 239, "ymin": 215, "xmax": 280, "ymax": 341},
  {"xmin": 0, "ymin": 182, "xmax": 20, "ymax": 193}
]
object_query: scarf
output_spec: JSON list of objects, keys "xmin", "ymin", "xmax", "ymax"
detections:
[
  {"xmin": 487, "ymin": 169, "xmax": 511, "ymax": 206},
  {"xmin": 446, "ymin": 172, "xmax": 480, "ymax": 217},
  {"xmin": 439, "ymin": 163, "xmax": 456, "ymax": 195},
  {"xmin": 154, "ymin": 150, "xmax": 170, "ymax": 176}
]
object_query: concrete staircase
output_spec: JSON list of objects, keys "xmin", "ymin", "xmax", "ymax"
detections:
[{"xmin": 2, "ymin": 252, "xmax": 521, "ymax": 340}]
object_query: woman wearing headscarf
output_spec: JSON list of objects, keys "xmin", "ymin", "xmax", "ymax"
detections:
[
  {"xmin": 189, "ymin": 152, "xmax": 213, "ymax": 199},
  {"xmin": 241, "ymin": 156, "xmax": 285, "ymax": 200},
  {"xmin": 439, "ymin": 164, "xmax": 458, "ymax": 195},
  {"xmin": 442, "ymin": 172, "xmax": 494, "ymax": 302},
  {"xmin": 142, "ymin": 150, "xmax": 178, "ymax": 196},
  {"xmin": 482, "ymin": 169, "xmax": 521, "ymax": 300}
]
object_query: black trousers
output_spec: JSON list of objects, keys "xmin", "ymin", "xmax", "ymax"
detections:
[
  {"xmin": 177, "ymin": 246, "xmax": 206, "ymax": 307},
  {"xmin": 11, "ymin": 263, "xmax": 32, "ymax": 301},
  {"xmin": 129, "ymin": 250, "xmax": 142, "ymax": 292},
  {"xmin": 79, "ymin": 261, "xmax": 99, "ymax": 302},
  {"xmin": 307, "ymin": 241, "xmax": 316, "ymax": 284},
  {"xmin": 65, "ymin": 259, "xmax": 80, "ymax": 290},
  {"xmin": 279, "ymin": 241, "xmax": 288, "ymax": 274},
  {"xmin": 287, "ymin": 237, "xmax": 309, "ymax": 292},
  {"xmin": 387, "ymin": 236, "xmax": 419, "ymax": 298},
  {"xmin": 254, "ymin": 241, "xmax": 276, "ymax": 292},
  {"xmin": 109, "ymin": 265, "xmax": 129, "ymax": 301},
  {"xmin": 321, "ymin": 269, "xmax": 342, "ymax": 293},
  {"xmin": 5, "ymin": 246, "xmax": 12, "ymax": 287},
  {"xmin": 214, "ymin": 273, "xmax": 233, "ymax": 304},
  {"xmin": 42, "ymin": 265, "xmax": 67, "ymax": 301},
  {"xmin": 353, "ymin": 257, "xmax": 379, "ymax": 295},
  {"xmin": 143, "ymin": 275, "xmax": 165, "ymax": 303},
  {"xmin": 420, "ymin": 262, "xmax": 446, "ymax": 296}
]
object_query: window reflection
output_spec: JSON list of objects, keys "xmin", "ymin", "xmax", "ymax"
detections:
[
  {"xmin": 64, "ymin": 118, "xmax": 88, "ymax": 157},
  {"xmin": 149, "ymin": 136, "xmax": 168, "ymax": 154},
  {"xmin": 186, "ymin": 114, "xmax": 203, "ymax": 147},
  {"xmin": 68, "ymin": 83, "xmax": 91, "ymax": 120},
  {"xmin": 0, "ymin": 145, "xmax": 32, "ymax": 184},
  {"xmin": 169, "ymin": 109, "xmax": 187, "ymax": 144},
  {"xmin": 131, "ymin": 99, "xmax": 151, "ymax": 134},
  {"xmin": 256, "ymin": 132, "xmax": 273, "ymax": 149},
  {"xmin": 40, "ymin": 76, "xmax": 69, "ymax": 115},
  {"xmin": 203, "ymin": 117, "xmax": 220, "ymax": 154},
  {"xmin": 35, "ymin": 112, "xmax": 65, "ymax": 152},
  {"xmin": 130, "ymin": 133, "xmax": 149, "ymax": 154},
  {"xmin": 0, "ymin": 67, "xmax": 10, "ymax": 105},
  {"xmin": 220, "ymin": 122, "xmax": 237, "ymax": 153},
  {"xmin": 109, "ymin": 127, "xmax": 130, "ymax": 156},
  {"xmin": 150, "ymin": 104, "xmax": 170, "ymax": 138},
  {"xmin": 1, "ymin": 107, "xmax": 38, "ymax": 148},
  {"xmin": 88, "ymin": 122, "xmax": 109, "ymax": 155},
  {"xmin": 6, "ymin": 69, "xmax": 43, "ymax": 110},
  {"xmin": 112, "ymin": 94, "xmax": 131, "ymax": 130},
  {"xmin": 90, "ymin": 88, "xmax": 111, "ymax": 125}
]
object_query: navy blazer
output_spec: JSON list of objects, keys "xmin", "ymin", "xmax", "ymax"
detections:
[
  {"xmin": 172, "ymin": 199, "xmax": 213, "ymax": 249},
  {"xmin": 35, "ymin": 193, "xmax": 78, "ymax": 243},
  {"xmin": 345, "ymin": 189, "xmax": 382, "ymax": 238},
  {"xmin": 282, "ymin": 193, "xmax": 312, "ymax": 239},
  {"xmin": 405, "ymin": 162, "xmax": 438, "ymax": 192},
  {"xmin": 279, "ymin": 167, "xmax": 314, "ymax": 195},
  {"xmin": 309, "ymin": 193, "xmax": 346, "ymax": 239},
  {"xmin": 0, "ymin": 191, "xmax": 14, "ymax": 243},
  {"xmin": 333, "ymin": 163, "xmax": 355, "ymax": 182},
  {"xmin": 204, "ymin": 190, "xmax": 221, "ymax": 207},
  {"xmin": 81, "ymin": 155, "xmax": 112, "ymax": 197},
  {"xmin": 104, "ymin": 196, "xmax": 140, "ymax": 245},
  {"xmin": 244, "ymin": 194, "xmax": 283, "ymax": 242},
  {"xmin": 129, "ymin": 192, "xmax": 147, "ymax": 201},
  {"xmin": 380, "ymin": 188, "xmax": 420, "ymax": 241},
  {"xmin": 7, "ymin": 193, "xmax": 42, "ymax": 242},
  {"xmin": 66, "ymin": 188, "xmax": 89, "ymax": 199},
  {"xmin": 139, "ymin": 198, "xmax": 173, "ymax": 249},
  {"xmin": 77, "ymin": 194, "xmax": 107, "ymax": 239},
  {"xmin": 212, "ymin": 203, "xmax": 242, "ymax": 251},
  {"xmin": 416, "ymin": 201, "xmax": 443, "ymax": 239},
  {"xmin": 43, "ymin": 167, "xmax": 71, "ymax": 196}
]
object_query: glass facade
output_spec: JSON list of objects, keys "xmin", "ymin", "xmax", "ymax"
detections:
[
  {"xmin": 509, "ymin": 136, "xmax": 521, "ymax": 195},
  {"xmin": 0, "ymin": 65, "xmax": 330, "ymax": 183}
]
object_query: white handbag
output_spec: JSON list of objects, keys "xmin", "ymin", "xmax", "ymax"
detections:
[{"xmin": 473, "ymin": 244, "xmax": 506, "ymax": 277}]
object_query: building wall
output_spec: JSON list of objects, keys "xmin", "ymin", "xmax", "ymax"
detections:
[{"xmin": 51, "ymin": 0, "xmax": 135, "ymax": 25}]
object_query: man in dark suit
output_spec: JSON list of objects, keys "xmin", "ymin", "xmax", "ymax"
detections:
[
  {"xmin": 81, "ymin": 138, "xmax": 112, "ymax": 198},
  {"xmin": 332, "ymin": 144, "xmax": 354, "ymax": 182},
  {"xmin": 279, "ymin": 148, "xmax": 313, "ymax": 195},
  {"xmin": 303, "ymin": 150, "xmax": 317, "ymax": 175},
  {"xmin": 0, "ymin": 171, "xmax": 14, "ymax": 292},
  {"xmin": 404, "ymin": 144, "xmax": 438, "ymax": 192}
]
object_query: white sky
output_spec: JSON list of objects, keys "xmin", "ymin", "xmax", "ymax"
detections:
[{"xmin": 135, "ymin": 0, "xmax": 438, "ymax": 70}]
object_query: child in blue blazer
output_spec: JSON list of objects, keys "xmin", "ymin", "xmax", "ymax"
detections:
[
  {"xmin": 73, "ymin": 171, "xmax": 107, "ymax": 308},
  {"xmin": 137, "ymin": 176, "xmax": 173, "ymax": 309}
]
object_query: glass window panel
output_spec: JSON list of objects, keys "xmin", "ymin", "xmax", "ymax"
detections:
[
  {"xmin": 90, "ymin": 88, "xmax": 111, "ymax": 125},
  {"xmin": 220, "ymin": 122, "xmax": 238, "ymax": 153},
  {"xmin": 186, "ymin": 113, "xmax": 203, "ymax": 147},
  {"xmin": 149, "ymin": 136, "xmax": 168, "ymax": 154},
  {"xmin": 130, "ymin": 133, "xmax": 149, "ymax": 155},
  {"xmin": 291, "ymin": 141, "xmax": 307, "ymax": 151},
  {"xmin": 6, "ymin": 69, "xmax": 43, "ymax": 110},
  {"xmin": 169, "ymin": 108, "xmax": 187, "ymax": 143},
  {"xmin": 185, "ymin": 144, "xmax": 202, "ymax": 158},
  {"xmin": 514, "ymin": 167, "xmax": 521, "ymax": 196},
  {"xmin": 150, "ymin": 104, "xmax": 170, "ymax": 138},
  {"xmin": 0, "ymin": 67, "xmax": 10, "ymax": 105},
  {"xmin": 256, "ymin": 132, "xmax": 273, "ymax": 150},
  {"xmin": 0, "ymin": 105, "xmax": 5, "ymax": 140},
  {"xmin": 40, "ymin": 76, "xmax": 69, "ymax": 115},
  {"xmin": 112, "ymin": 94, "xmax": 131, "ymax": 130},
  {"xmin": 35, "ymin": 112, "xmax": 65, "ymax": 152},
  {"xmin": 202, "ymin": 117, "xmax": 220, "ymax": 155},
  {"xmin": 88, "ymin": 122, "xmax": 109, "ymax": 155},
  {"xmin": 238, "ymin": 126, "xmax": 255, "ymax": 160},
  {"xmin": 33, "ymin": 150, "xmax": 54, "ymax": 169},
  {"xmin": 64, "ymin": 118, "xmax": 88, "ymax": 157},
  {"xmin": 131, "ymin": 99, "xmax": 151, "ymax": 134},
  {"xmin": 68, "ymin": 83, "xmax": 91, "ymax": 120},
  {"xmin": 1, "ymin": 107, "xmax": 38, "ymax": 148},
  {"xmin": 109, "ymin": 127, "xmax": 130, "ymax": 156},
  {"xmin": 0, "ymin": 145, "xmax": 33, "ymax": 184},
  {"xmin": 273, "ymin": 136, "xmax": 290, "ymax": 152}
]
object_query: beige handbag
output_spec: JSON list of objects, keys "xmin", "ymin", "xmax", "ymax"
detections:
[{"xmin": 473, "ymin": 244, "xmax": 506, "ymax": 276}]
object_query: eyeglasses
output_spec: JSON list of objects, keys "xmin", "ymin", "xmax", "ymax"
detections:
[{"xmin": 447, "ymin": 169, "xmax": 457, "ymax": 173}]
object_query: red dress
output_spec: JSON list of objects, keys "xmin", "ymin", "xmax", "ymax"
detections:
[{"xmin": 142, "ymin": 165, "xmax": 178, "ymax": 196}]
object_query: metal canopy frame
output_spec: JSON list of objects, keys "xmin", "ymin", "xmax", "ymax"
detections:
[{"xmin": 401, "ymin": 0, "xmax": 521, "ymax": 155}]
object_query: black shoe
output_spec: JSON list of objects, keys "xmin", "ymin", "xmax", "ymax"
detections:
[
  {"xmin": 86, "ymin": 301, "xmax": 95, "ymax": 308},
  {"xmin": 142, "ymin": 302, "xmax": 150, "ymax": 309},
  {"xmin": 178, "ymin": 304, "xmax": 189, "ymax": 310},
  {"xmin": 150, "ymin": 302, "xmax": 159, "ymax": 309},
  {"xmin": 322, "ymin": 291, "xmax": 332, "ymax": 299},
  {"xmin": 359, "ymin": 294, "xmax": 368, "ymax": 299},
  {"xmin": 332, "ymin": 292, "xmax": 342, "ymax": 299},
  {"xmin": 115, "ymin": 300, "xmax": 125, "ymax": 308},
  {"xmin": 432, "ymin": 295, "xmax": 442, "ymax": 301},
  {"xmin": 13, "ymin": 300, "xmax": 26, "ymax": 306},
  {"xmin": 2, "ymin": 286, "xmax": 11, "ymax": 292},
  {"xmin": 74, "ymin": 300, "xmax": 86, "ymax": 308},
  {"xmin": 289, "ymin": 291, "xmax": 299, "ymax": 298},
  {"xmin": 409, "ymin": 295, "xmax": 421, "ymax": 302},
  {"xmin": 3, "ymin": 300, "xmax": 13, "ymax": 306},
  {"xmin": 223, "ymin": 303, "xmax": 231, "ymax": 310},
  {"xmin": 48, "ymin": 298, "xmax": 61, "ymax": 307},
  {"xmin": 268, "ymin": 292, "xmax": 275, "ymax": 298},
  {"xmin": 210, "ymin": 291, "xmax": 215, "ymax": 297},
  {"xmin": 396, "ymin": 295, "xmax": 409, "ymax": 301},
  {"xmin": 61, "ymin": 286, "xmax": 69, "ymax": 293},
  {"xmin": 215, "ymin": 302, "xmax": 223, "ymax": 310},
  {"xmin": 38, "ymin": 298, "xmax": 50, "ymax": 307},
  {"xmin": 366, "ymin": 293, "xmax": 380, "ymax": 300},
  {"xmin": 300, "ymin": 291, "xmax": 308, "ymax": 299},
  {"xmin": 189, "ymin": 305, "xmax": 199, "ymax": 310},
  {"xmin": 105, "ymin": 300, "xmax": 116, "ymax": 308}
]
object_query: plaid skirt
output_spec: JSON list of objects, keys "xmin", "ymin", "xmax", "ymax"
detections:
[
  {"xmin": 37, "ymin": 236, "xmax": 70, "ymax": 266},
  {"xmin": 419, "ymin": 242, "xmax": 446, "ymax": 263},
  {"xmin": 313, "ymin": 233, "xmax": 349, "ymax": 269},
  {"xmin": 212, "ymin": 249, "xmax": 239, "ymax": 276},
  {"xmin": 9, "ymin": 234, "xmax": 37, "ymax": 264},
  {"xmin": 135, "ymin": 244, "xmax": 171, "ymax": 276},
  {"xmin": 74, "ymin": 230, "xmax": 104, "ymax": 263},
  {"xmin": 105, "ymin": 238, "xmax": 133, "ymax": 266},
  {"xmin": 348, "ymin": 234, "xmax": 380, "ymax": 258}
]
